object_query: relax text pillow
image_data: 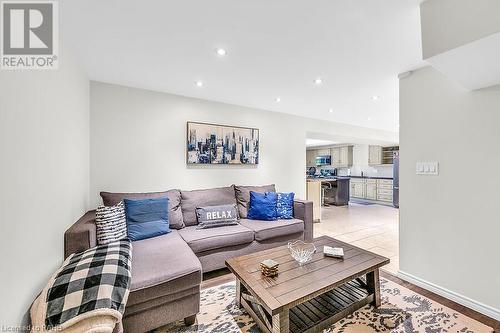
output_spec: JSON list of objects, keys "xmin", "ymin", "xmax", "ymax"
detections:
[{"xmin": 196, "ymin": 204, "xmax": 239, "ymax": 229}]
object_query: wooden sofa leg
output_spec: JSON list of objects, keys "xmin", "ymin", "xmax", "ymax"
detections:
[{"xmin": 184, "ymin": 314, "xmax": 196, "ymax": 326}]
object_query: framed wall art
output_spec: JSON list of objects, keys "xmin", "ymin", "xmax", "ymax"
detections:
[{"xmin": 186, "ymin": 122, "xmax": 259, "ymax": 165}]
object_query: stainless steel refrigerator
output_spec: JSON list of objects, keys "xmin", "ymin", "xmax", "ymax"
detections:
[{"xmin": 393, "ymin": 151, "xmax": 399, "ymax": 208}]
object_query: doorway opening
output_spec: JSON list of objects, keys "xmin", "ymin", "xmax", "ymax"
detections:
[{"xmin": 306, "ymin": 137, "xmax": 400, "ymax": 274}]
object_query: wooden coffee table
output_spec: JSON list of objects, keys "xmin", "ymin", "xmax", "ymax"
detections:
[{"xmin": 226, "ymin": 236, "xmax": 389, "ymax": 333}]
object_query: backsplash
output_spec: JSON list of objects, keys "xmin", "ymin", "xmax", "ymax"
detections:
[
  {"xmin": 338, "ymin": 165, "xmax": 393, "ymax": 178},
  {"xmin": 318, "ymin": 165, "xmax": 393, "ymax": 178}
]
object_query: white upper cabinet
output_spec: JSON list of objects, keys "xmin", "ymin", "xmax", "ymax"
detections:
[
  {"xmin": 330, "ymin": 147, "xmax": 341, "ymax": 166},
  {"xmin": 316, "ymin": 148, "xmax": 330, "ymax": 156},
  {"xmin": 338, "ymin": 146, "xmax": 353, "ymax": 168},
  {"xmin": 325, "ymin": 146, "xmax": 352, "ymax": 168},
  {"xmin": 306, "ymin": 145, "xmax": 352, "ymax": 168},
  {"xmin": 306, "ymin": 150, "xmax": 318, "ymax": 167},
  {"xmin": 368, "ymin": 145, "xmax": 382, "ymax": 165}
]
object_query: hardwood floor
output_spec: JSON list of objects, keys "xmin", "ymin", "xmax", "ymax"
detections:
[
  {"xmin": 314, "ymin": 203, "xmax": 399, "ymax": 274},
  {"xmin": 381, "ymin": 271, "xmax": 500, "ymax": 332}
]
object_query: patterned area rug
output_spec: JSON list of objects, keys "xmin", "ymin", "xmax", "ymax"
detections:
[{"xmin": 157, "ymin": 278, "xmax": 492, "ymax": 333}]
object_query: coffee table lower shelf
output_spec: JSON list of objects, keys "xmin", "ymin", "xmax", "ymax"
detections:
[{"xmin": 241, "ymin": 278, "xmax": 374, "ymax": 333}]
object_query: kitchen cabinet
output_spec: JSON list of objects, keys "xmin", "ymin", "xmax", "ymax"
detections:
[
  {"xmin": 368, "ymin": 145, "xmax": 382, "ymax": 165},
  {"xmin": 306, "ymin": 145, "xmax": 352, "ymax": 168},
  {"xmin": 330, "ymin": 145, "xmax": 352, "ymax": 168},
  {"xmin": 330, "ymin": 147, "xmax": 341, "ymax": 166},
  {"xmin": 376, "ymin": 179, "xmax": 394, "ymax": 202},
  {"xmin": 365, "ymin": 180, "xmax": 377, "ymax": 200},
  {"xmin": 317, "ymin": 148, "xmax": 330, "ymax": 156},
  {"xmin": 338, "ymin": 146, "xmax": 353, "ymax": 168},
  {"xmin": 350, "ymin": 179, "xmax": 366, "ymax": 198},
  {"xmin": 350, "ymin": 178, "xmax": 393, "ymax": 203},
  {"xmin": 369, "ymin": 145, "xmax": 399, "ymax": 165},
  {"xmin": 306, "ymin": 150, "xmax": 318, "ymax": 167}
]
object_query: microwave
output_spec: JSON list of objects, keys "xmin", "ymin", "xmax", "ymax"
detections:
[{"xmin": 315, "ymin": 155, "xmax": 331, "ymax": 166}]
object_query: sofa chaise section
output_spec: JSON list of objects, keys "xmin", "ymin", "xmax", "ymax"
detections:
[{"xmin": 124, "ymin": 231, "xmax": 201, "ymax": 332}]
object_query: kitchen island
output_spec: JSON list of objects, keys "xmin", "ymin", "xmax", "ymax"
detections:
[{"xmin": 306, "ymin": 177, "xmax": 350, "ymax": 221}]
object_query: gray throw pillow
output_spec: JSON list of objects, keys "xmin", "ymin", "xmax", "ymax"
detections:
[{"xmin": 196, "ymin": 204, "xmax": 239, "ymax": 229}]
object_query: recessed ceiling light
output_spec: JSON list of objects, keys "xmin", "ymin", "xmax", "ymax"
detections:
[
  {"xmin": 329, "ymin": 109, "xmax": 334, "ymax": 113},
  {"xmin": 371, "ymin": 95, "xmax": 380, "ymax": 101},
  {"xmin": 215, "ymin": 48, "xmax": 227, "ymax": 56},
  {"xmin": 275, "ymin": 97, "xmax": 281, "ymax": 103},
  {"xmin": 194, "ymin": 80, "xmax": 203, "ymax": 87},
  {"xmin": 367, "ymin": 117, "xmax": 372, "ymax": 121},
  {"xmin": 314, "ymin": 78, "xmax": 323, "ymax": 85}
]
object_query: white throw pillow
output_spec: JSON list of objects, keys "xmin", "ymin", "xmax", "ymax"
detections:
[{"xmin": 95, "ymin": 201, "xmax": 127, "ymax": 245}]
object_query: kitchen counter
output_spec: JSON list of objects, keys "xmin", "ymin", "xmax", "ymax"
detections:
[
  {"xmin": 347, "ymin": 175, "xmax": 393, "ymax": 180},
  {"xmin": 307, "ymin": 176, "xmax": 393, "ymax": 180},
  {"xmin": 306, "ymin": 177, "xmax": 350, "ymax": 182}
]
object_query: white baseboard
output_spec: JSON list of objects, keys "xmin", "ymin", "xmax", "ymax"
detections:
[{"xmin": 397, "ymin": 270, "xmax": 500, "ymax": 321}]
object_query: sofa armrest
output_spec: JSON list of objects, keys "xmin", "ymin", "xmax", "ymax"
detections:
[
  {"xmin": 64, "ymin": 210, "xmax": 97, "ymax": 259},
  {"xmin": 293, "ymin": 200, "xmax": 313, "ymax": 241}
]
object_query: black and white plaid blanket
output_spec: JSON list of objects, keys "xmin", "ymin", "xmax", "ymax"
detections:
[{"xmin": 44, "ymin": 239, "xmax": 132, "ymax": 329}]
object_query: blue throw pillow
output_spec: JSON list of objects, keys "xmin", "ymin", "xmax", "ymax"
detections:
[
  {"xmin": 124, "ymin": 197, "xmax": 170, "ymax": 241},
  {"xmin": 247, "ymin": 191, "xmax": 278, "ymax": 221},
  {"xmin": 277, "ymin": 192, "xmax": 295, "ymax": 219}
]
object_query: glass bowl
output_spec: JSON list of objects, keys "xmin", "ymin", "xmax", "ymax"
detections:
[{"xmin": 288, "ymin": 240, "xmax": 316, "ymax": 266}]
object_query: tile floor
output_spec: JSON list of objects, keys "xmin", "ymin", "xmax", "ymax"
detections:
[{"xmin": 313, "ymin": 202, "xmax": 400, "ymax": 274}]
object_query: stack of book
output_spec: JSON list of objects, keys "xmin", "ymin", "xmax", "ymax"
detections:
[
  {"xmin": 323, "ymin": 246, "xmax": 344, "ymax": 259},
  {"xmin": 260, "ymin": 259, "xmax": 279, "ymax": 277}
]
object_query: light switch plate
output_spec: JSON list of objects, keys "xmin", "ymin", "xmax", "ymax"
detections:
[{"xmin": 416, "ymin": 162, "xmax": 439, "ymax": 175}]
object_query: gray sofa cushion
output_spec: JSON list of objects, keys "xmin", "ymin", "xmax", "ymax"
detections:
[
  {"xmin": 179, "ymin": 224, "xmax": 254, "ymax": 253},
  {"xmin": 180, "ymin": 186, "xmax": 237, "ymax": 226},
  {"xmin": 234, "ymin": 184, "xmax": 276, "ymax": 218},
  {"xmin": 129, "ymin": 231, "xmax": 201, "ymax": 295},
  {"xmin": 239, "ymin": 218, "xmax": 304, "ymax": 241},
  {"xmin": 100, "ymin": 190, "xmax": 184, "ymax": 229}
]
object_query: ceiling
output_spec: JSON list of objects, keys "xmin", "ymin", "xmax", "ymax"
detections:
[{"xmin": 62, "ymin": 0, "xmax": 424, "ymax": 132}]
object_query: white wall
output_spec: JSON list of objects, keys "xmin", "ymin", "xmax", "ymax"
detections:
[
  {"xmin": 421, "ymin": 0, "xmax": 500, "ymax": 59},
  {"xmin": 399, "ymin": 66, "xmax": 500, "ymax": 318},
  {"xmin": 89, "ymin": 82, "xmax": 397, "ymax": 207},
  {"xmin": 0, "ymin": 48, "xmax": 89, "ymax": 328}
]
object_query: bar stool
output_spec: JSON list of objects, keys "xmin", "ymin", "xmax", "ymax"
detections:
[{"xmin": 321, "ymin": 182, "xmax": 332, "ymax": 206}]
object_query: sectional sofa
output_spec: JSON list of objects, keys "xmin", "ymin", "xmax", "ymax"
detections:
[{"xmin": 64, "ymin": 185, "xmax": 313, "ymax": 332}]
